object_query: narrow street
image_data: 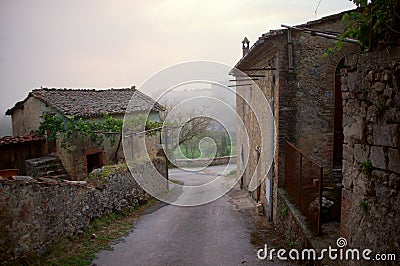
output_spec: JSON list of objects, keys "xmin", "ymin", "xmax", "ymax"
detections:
[{"xmin": 93, "ymin": 165, "xmax": 287, "ymax": 266}]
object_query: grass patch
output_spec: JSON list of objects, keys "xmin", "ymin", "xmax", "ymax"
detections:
[
  {"xmin": 359, "ymin": 200, "xmax": 369, "ymax": 213},
  {"xmin": 285, "ymin": 236, "xmax": 296, "ymax": 248},
  {"xmin": 8, "ymin": 198, "xmax": 157, "ymax": 266},
  {"xmin": 228, "ymin": 169, "xmax": 237, "ymax": 175},
  {"xmin": 86, "ymin": 163, "xmax": 127, "ymax": 186},
  {"xmin": 281, "ymin": 203, "xmax": 288, "ymax": 217},
  {"xmin": 361, "ymin": 160, "xmax": 373, "ymax": 175}
]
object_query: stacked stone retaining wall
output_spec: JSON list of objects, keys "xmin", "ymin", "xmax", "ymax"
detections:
[{"xmin": 0, "ymin": 157, "xmax": 167, "ymax": 261}]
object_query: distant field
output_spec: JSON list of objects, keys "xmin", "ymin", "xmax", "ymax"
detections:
[{"xmin": 173, "ymin": 130, "xmax": 236, "ymax": 159}]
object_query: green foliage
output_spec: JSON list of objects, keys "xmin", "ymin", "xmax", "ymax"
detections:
[
  {"xmin": 359, "ymin": 200, "xmax": 369, "ymax": 213},
  {"xmin": 172, "ymin": 130, "xmax": 235, "ymax": 159},
  {"xmin": 145, "ymin": 120, "xmax": 163, "ymax": 136},
  {"xmin": 200, "ymin": 138, "xmax": 215, "ymax": 158},
  {"xmin": 36, "ymin": 113, "xmax": 64, "ymax": 141},
  {"xmin": 218, "ymin": 134, "xmax": 229, "ymax": 156},
  {"xmin": 36, "ymin": 113, "xmax": 122, "ymax": 151},
  {"xmin": 325, "ymin": 0, "xmax": 400, "ymax": 57},
  {"xmin": 124, "ymin": 114, "xmax": 162, "ymax": 136},
  {"xmin": 281, "ymin": 203, "xmax": 288, "ymax": 217},
  {"xmin": 361, "ymin": 160, "xmax": 373, "ymax": 175},
  {"xmin": 37, "ymin": 113, "xmax": 161, "ymax": 152},
  {"xmin": 285, "ymin": 237, "xmax": 296, "ymax": 248},
  {"xmin": 229, "ymin": 169, "xmax": 237, "ymax": 175},
  {"xmin": 87, "ymin": 163, "xmax": 127, "ymax": 185}
]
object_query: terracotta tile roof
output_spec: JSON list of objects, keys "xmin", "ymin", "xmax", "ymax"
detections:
[
  {"xmin": 6, "ymin": 87, "xmax": 164, "ymax": 118},
  {"xmin": 0, "ymin": 132, "xmax": 44, "ymax": 145}
]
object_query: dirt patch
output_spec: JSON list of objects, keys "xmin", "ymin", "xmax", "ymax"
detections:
[{"xmin": 251, "ymin": 217, "xmax": 290, "ymax": 249}]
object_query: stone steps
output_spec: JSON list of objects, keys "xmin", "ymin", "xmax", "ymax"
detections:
[{"xmin": 25, "ymin": 157, "xmax": 70, "ymax": 179}]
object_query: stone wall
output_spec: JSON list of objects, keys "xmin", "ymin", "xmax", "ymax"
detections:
[
  {"xmin": 0, "ymin": 157, "xmax": 167, "ymax": 261},
  {"xmin": 9, "ymin": 97, "xmax": 51, "ymax": 136},
  {"xmin": 340, "ymin": 47, "xmax": 400, "ymax": 258},
  {"xmin": 275, "ymin": 188, "xmax": 314, "ymax": 249},
  {"xmin": 174, "ymin": 155, "xmax": 237, "ymax": 168},
  {"xmin": 57, "ymin": 133, "xmax": 123, "ymax": 180}
]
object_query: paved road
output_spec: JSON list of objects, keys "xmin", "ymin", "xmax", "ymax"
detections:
[{"xmin": 93, "ymin": 165, "xmax": 287, "ymax": 266}]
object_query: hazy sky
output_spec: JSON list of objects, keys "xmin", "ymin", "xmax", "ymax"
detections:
[{"xmin": 0, "ymin": 0, "xmax": 355, "ymax": 136}]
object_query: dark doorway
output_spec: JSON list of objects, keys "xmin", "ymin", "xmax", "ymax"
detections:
[
  {"xmin": 86, "ymin": 152, "xmax": 102, "ymax": 173},
  {"xmin": 333, "ymin": 58, "xmax": 345, "ymax": 171}
]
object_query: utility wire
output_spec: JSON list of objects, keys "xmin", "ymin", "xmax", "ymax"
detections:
[{"xmin": 315, "ymin": 0, "xmax": 322, "ymax": 19}]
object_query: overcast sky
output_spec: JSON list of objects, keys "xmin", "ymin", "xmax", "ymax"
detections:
[{"xmin": 0, "ymin": 0, "xmax": 355, "ymax": 136}]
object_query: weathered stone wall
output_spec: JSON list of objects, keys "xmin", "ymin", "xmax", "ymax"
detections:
[
  {"xmin": 10, "ymin": 97, "xmax": 51, "ymax": 136},
  {"xmin": 57, "ymin": 133, "xmax": 123, "ymax": 180},
  {"xmin": 275, "ymin": 188, "xmax": 313, "ymax": 249},
  {"xmin": 340, "ymin": 47, "xmax": 400, "ymax": 259},
  {"xmin": 174, "ymin": 155, "xmax": 237, "ymax": 168},
  {"xmin": 0, "ymin": 157, "xmax": 167, "ymax": 261}
]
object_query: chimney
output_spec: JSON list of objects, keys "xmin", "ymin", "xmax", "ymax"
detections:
[
  {"xmin": 242, "ymin": 37, "xmax": 250, "ymax": 57},
  {"xmin": 131, "ymin": 85, "xmax": 136, "ymax": 91}
]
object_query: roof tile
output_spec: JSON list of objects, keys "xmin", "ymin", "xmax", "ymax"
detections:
[
  {"xmin": 6, "ymin": 87, "xmax": 164, "ymax": 118},
  {"xmin": 0, "ymin": 132, "xmax": 43, "ymax": 146}
]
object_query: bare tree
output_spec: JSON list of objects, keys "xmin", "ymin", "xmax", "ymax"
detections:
[{"xmin": 161, "ymin": 102, "xmax": 212, "ymax": 160}]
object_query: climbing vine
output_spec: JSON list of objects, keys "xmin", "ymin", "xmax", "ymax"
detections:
[
  {"xmin": 36, "ymin": 113, "xmax": 162, "ymax": 151},
  {"xmin": 123, "ymin": 114, "xmax": 163, "ymax": 136},
  {"xmin": 325, "ymin": 0, "xmax": 400, "ymax": 57},
  {"xmin": 36, "ymin": 113, "xmax": 122, "ymax": 150}
]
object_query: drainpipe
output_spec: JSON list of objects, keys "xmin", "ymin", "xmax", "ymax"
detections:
[
  {"xmin": 268, "ymin": 82, "xmax": 275, "ymax": 221},
  {"xmin": 266, "ymin": 73, "xmax": 275, "ymax": 221},
  {"xmin": 287, "ymin": 28, "xmax": 294, "ymax": 73}
]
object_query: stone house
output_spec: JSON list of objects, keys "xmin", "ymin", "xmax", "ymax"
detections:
[
  {"xmin": 234, "ymin": 11, "xmax": 361, "ymax": 241},
  {"xmin": 6, "ymin": 87, "xmax": 163, "ymax": 179}
]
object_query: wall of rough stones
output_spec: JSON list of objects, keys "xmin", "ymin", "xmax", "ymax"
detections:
[
  {"xmin": 275, "ymin": 188, "xmax": 313, "ymax": 249},
  {"xmin": 340, "ymin": 47, "xmax": 400, "ymax": 258},
  {"xmin": 0, "ymin": 157, "xmax": 167, "ymax": 261},
  {"xmin": 174, "ymin": 155, "xmax": 237, "ymax": 168}
]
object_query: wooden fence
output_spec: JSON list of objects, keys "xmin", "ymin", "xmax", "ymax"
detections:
[{"xmin": 0, "ymin": 140, "xmax": 46, "ymax": 175}]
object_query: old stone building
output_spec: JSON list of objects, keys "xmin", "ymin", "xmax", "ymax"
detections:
[
  {"xmin": 234, "ymin": 11, "xmax": 361, "ymax": 241},
  {"xmin": 6, "ymin": 87, "xmax": 163, "ymax": 179}
]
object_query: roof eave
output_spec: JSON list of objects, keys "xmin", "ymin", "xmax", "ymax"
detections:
[
  {"xmin": 5, "ymin": 92, "xmax": 35, "ymax": 116},
  {"xmin": 234, "ymin": 30, "xmax": 285, "ymax": 72}
]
